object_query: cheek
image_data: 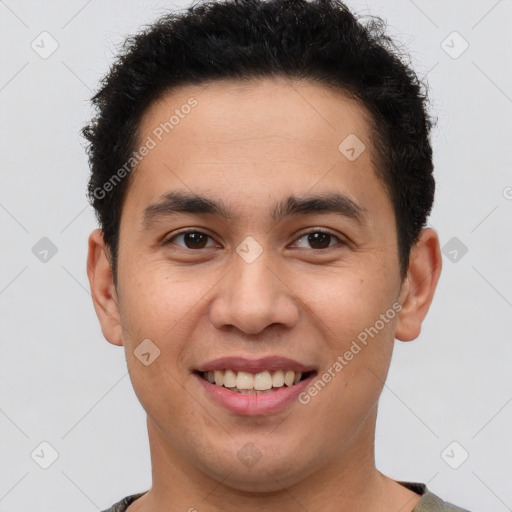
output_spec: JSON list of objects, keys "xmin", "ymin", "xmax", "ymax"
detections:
[
  {"xmin": 116, "ymin": 264, "xmax": 221, "ymax": 391},
  {"xmin": 117, "ymin": 264, "xmax": 195, "ymax": 342},
  {"xmin": 115, "ymin": 270, "xmax": 192, "ymax": 419},
  {"xmin": 298, "ymin": 267, "xmax": 398, "ymax": 349}
]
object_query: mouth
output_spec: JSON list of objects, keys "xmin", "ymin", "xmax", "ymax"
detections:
[
  {"xmin": 195, "ymin": 369, "xmax": 316, "ymax": 395},
  {"xmin": 193, "ymin": 357, "xmax": 317, "ymax": 415}
]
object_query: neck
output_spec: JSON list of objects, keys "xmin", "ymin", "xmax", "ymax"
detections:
[{"xmin": 129, "ymin": 406, "xmax": 421, "ymax": 512}]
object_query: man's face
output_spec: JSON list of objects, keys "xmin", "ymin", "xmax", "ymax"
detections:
[{"xmin": 108, "ymin": 78, "xmax": 406, "ymax": 490}]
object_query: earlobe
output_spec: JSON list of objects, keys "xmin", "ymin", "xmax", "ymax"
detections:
[
  {"xmin": 395, "ymin": 228, "xmax": 442, "ymax": 342},
  {"xmin": 86, "ymin": 229, "xmax": 124, "ymax": 346}
]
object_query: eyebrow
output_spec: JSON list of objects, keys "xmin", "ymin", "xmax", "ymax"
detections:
[{"xmin": 142, "ymin": 191, "xmax": 368, "ymax": 227}]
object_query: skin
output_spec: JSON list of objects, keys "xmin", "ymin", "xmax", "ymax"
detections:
[{"xmin": 87, "ymin": 77, "xmax": 442, "ymax": 512}]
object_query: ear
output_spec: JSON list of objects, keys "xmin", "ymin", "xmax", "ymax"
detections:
[
  {"xmin": 395, "ymin": 228, "xmax": 442, "ymax": 342},
  {"xmin": 86, "ymin": 229, "xmax": 123, "ymax": 346}
]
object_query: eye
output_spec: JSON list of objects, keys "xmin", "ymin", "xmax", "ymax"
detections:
[
  {"xmin": 165, "ymin": 230, "xmax": 219, "ymax": 249},
  {"xmin": 291, "ymin": 230, "xmax": 344, "ymax": 250},
  {"xmin": 164, "ymin": 229, "xmax": 345, "ymax": 251}
]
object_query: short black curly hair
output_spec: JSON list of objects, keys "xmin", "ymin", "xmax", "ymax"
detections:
[{"xmin": 82, "ymin": 0, "xmax": 436, "ymax": 280}]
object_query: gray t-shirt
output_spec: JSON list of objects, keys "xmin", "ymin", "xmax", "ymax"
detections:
[{"xmin": 101, "ymin": 481, "xmax": 472, "ymax": 511}]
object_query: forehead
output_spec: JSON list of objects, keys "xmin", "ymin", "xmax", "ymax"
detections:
[
  {"xmin": 126, "ymin": 77, "xmax": 391, "ymax": 226},
  {"xmin": 137, "ymin": 77, "xmax": 377, "ymax": 166}
]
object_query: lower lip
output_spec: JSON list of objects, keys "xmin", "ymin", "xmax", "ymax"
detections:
[{"xmin": 195, "ymin": 373, "xmax": 316, "ymax": 416}]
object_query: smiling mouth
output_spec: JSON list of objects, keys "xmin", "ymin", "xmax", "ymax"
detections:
[{"xmin": 196, "ymin": 369, "xmax": 315, "ymax": 394}]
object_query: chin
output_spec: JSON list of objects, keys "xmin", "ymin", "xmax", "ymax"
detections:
[
  {"xmin": 212, "ymin": 467, "xmax": 302, "ymax": 494},
  {"xmin": 197, "ymin": 445, "xmax": 314, "ymax": 493}
]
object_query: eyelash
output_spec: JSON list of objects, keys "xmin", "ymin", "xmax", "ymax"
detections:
[{"xmin": 164, "ymin": 229, "xmax": 345, "ymax": 251}]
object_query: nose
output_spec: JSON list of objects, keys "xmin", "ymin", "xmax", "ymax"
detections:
[{"xmin": 209, "ymin": 247, "xmax": 300, "ymax": 335}]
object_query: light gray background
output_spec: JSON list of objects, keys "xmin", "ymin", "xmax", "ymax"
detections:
[{"xmin": 1, "ymin": 0, "xmax": 511, "ymax": 510}]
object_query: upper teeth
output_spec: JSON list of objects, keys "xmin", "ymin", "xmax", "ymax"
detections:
[{"xmin": 204, "ymin": 369, "xmax": 302, "ymax": 390}]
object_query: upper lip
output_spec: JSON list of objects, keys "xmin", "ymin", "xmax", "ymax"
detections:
[{"xmin": 195, "ymin": 356, "xmax": 316, "ymax": 374}]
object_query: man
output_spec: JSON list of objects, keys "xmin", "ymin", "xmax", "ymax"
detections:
[{"xmin": 83, "ymin": 0, "xmax": 471, "ymax": 510}]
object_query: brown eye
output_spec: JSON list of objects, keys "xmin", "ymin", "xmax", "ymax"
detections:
[
  {"xmin": 292, "ymin": 230, "xmax": 342, "ymax": 250},
  {"xmin": 167, "ymin": 231, "xmax": 217, "ymax": 249}
]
